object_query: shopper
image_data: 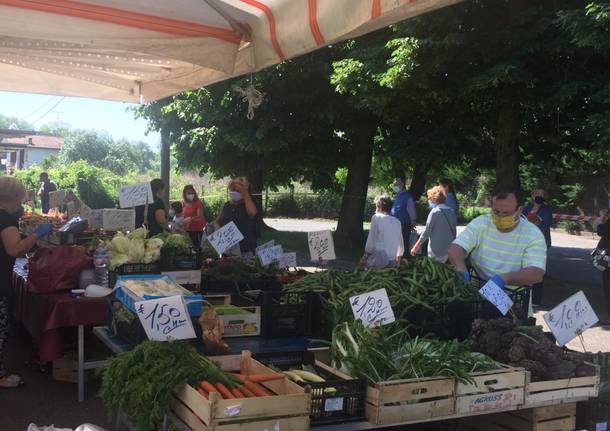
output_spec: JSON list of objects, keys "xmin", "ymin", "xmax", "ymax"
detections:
[
  {"xmin": 597, "ymin": 209, "xmax": 610, "ymax": 325},
  {"xmin": 361, "ymin": 195, "xmax": 404, "ymax": 268},
  {"xmin": 439, "ymin": 179, "xmax": 458, "ymax": 213},
  {"xmin": 182, "ymin": 185, "xmax": 206, "ymax": 248},
  {"xmin": 169, "ymin": 201, "xmax": 186, "ymax": 233},
  {"xmin": 0, "ymin": 177, "xmax": 52, "ymax": 388},
  {"xmin": 522, "ymin": 188, "xmax": 553, "ymax": 306},
  {"xmin": 390, "ymin": 177, "xmax": 417, "ymax": 253},
  {"xmin": 448, "ymin": 187, "xmax": 547, "ymax": 288},
  {"xmin": 410, "ymin": 186, "xmax": 457, "ymax": 263},
  {"xmin": 135, "ymin": 178, "xmax": 169, "ymax": 237},
  {"xmin": 213, "ymin": 178, "xmax": 261, "ymax": 255},
  {"xmin": 38, "ymin": 172, "xmax": 57, "ymax": 214}
]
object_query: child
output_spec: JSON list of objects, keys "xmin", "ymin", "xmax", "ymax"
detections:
[{"xmin": 169, "ymin": 201, "xmax": 186, "ymax": 233}]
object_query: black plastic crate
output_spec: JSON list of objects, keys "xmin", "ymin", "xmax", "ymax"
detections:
[
  {"xmin": 577, "ymin": 395, "xmax": 610, "ymax": 431},
  {"xmin": 585, "ymin": 352, "xmax": 610, "ymax": 386},
  {"xmin": 253, "ymin": 351, "xmax": 367, "ymax": 425},
  {"xmin": 261, "ymin": 292, "xmax": 313, "ymax": 338},
  {"xmin": 108, "ymin": 262, "xmax": 161, "ymax": 288},
  {"xmin": 200, "ymin": 277, "xmax": 283, "ymax": 301},
  {"xmin": 160, "ymin": 247, "xmax": 202, "ymax": 271}
]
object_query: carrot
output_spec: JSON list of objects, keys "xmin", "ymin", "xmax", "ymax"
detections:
[
  {"xmin": 238, "ymin": 385, "xmax": 256, "ymax": 398},
  {"xmin": 232, "ymin": 373, "xmax": 246, "ymax": 380},
  {"xmin": 200, "ymin": 381, "xmax": 220, "ymax": 396},
  {"xmin": 231, "ymin": 387, "xmax": 246, "ymax": 398},
  {"xmin": 245, "ymin": 374, "xmax": 285, "ymax": 383},
  {"xmin": 215, "ymin": 383, "xmax": 236, "ymax": 399},
  {"xmin": 197, "ymin": 388, "xmax": 208, "ymax": 399},
  {"xmin": 244, "ymin": 380, "xmax": 272, "ymax": 397}
]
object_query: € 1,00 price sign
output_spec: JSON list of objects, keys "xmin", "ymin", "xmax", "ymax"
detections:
[
  {"xmin": 135, "ymin": 295, "xmax": 196, "ymax": 341},
  {"xmin": 543, "ymin": 291, "xmax": 598, "ymax": 346}
]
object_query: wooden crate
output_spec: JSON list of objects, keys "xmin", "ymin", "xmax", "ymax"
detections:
[
  {"xmin": 462, "ymin": 402, "xmax": 577, "ymax": 431},
  {"xmin": 525, "ymin": 363, "xmax": 600, "ymax": 408},
  {"xmin": 172, "ymin": 351, "xmax": 311, "ymax": 431},
  {"xmin": 366, "ymin": 376, "xmax": 455, "ymax": 425},
  {"xmin": 455, "ymin": 365, "xmax": 526, "ymax": 415}
]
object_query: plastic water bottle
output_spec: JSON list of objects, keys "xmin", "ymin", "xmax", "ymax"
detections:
[{"xmin": 93, "ymin": 245, "xmax": 109, "ymax": 288}]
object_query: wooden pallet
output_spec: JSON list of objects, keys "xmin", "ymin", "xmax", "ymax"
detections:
[
  {"xmin": 172, "ymin": 351, "xmax": 311, "ymax": 431},
  {"xmin": 524, "ymin": 363, "xmax": 600, "ymax": 408},
  {"xmin": 462, "ymin": 402, "xmax": 577, "ymax": 431},
  {"xmin": 455, "ymin": 365, "xmax": 526, "ymax": 415}
]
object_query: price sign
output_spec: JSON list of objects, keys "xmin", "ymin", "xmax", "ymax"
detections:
[
  {"xmin": 308, "ymin": 230, "xmax": 336, "ymax": 261},
  {"xmin": 102, "ymin": 209, "xmax": 136, "ymax": 231},
  {"xmin": 544, "ymin": 291, "xmax": 598, "ymax": 346},
  {"xmin": 119, "ymin": 182, "xmax": 154, "ymax": 208},
  {"xmin": 479, "ymin": 279, "xmax": 513, "ymax": 316},
  {"xmin": 135, "ymin": 295, "xmax": 196, "ymax": 341},
  {"xmin": 89, "ymin": 209, "xmax": 103, "ymax": 230},
  {"xmin": 207, "ymin": 221, "xmax": 244, "ymax": 255},
  {"xmin": 280, "ymin": 252, "xmax": 297, "ymax": 268},
  {"xmin": 48, "ymin": 189, "xmax": 66, "ymax": 209},
  {"xmin": 255, "ymin": 240, "xmax": 275, "ymax": 255},
  {"xmin": 257, "ymin": 245, "xmax": 283, "ymax": 266},
  {"xmin": 349, "ymin": 288, "xmax": 395, "ymax": 328}
]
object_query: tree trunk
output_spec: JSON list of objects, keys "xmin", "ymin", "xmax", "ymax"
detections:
[
  {"xmin": 495, "ymin": 103, "xmax": 521, "ymax": 193},
  {"xmin": 335, "ymin": 126, "xmax": 376, "ymax": 248},
  {"xmin": 160, "ymin": 127, "xmax": 170, "ymax": 209},
  {"xmin": 409, "ymin": 161, "xmax": 432, "ymax": 201}
]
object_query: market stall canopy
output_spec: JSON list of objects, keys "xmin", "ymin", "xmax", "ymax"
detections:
[{"xmin": 0, "ymin": 0, "xmax": 460, "ymax": 102}]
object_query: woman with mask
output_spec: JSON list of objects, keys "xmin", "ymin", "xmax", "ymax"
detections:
[
  {"xmin": 0, "ymin": 177, "xmax": 52, "ymax": 388},
  {"xmin": 182, "ymin": 185, "xmax": 206, "ymax": 248},
  {"xmin": 213, "ymin": 178, "xmax": 261, "ymax": 255},
  {"xmin": 439, "ymin": 179, "xmax": 459, "ymax": 213}
]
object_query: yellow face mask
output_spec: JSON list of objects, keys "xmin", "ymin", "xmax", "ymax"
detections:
[{"xmin": 492, "ymin": 213, "xmax": 518, "ymax": 231}]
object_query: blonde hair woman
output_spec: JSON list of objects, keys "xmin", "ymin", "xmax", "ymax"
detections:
[
  {"xmin": 0, "ymin": 177, "xmax": 52, "ymax": 388},
  {"xmin": 410, "ymin": 185, "xmax": 457, "ymax": 262}
]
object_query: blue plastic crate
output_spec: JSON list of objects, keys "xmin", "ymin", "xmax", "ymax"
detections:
[{"xmin": 115, "ymin": 274, "xmax": 203, "ymax": 316}]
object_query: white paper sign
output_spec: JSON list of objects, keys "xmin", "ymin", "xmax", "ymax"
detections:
[
  {"xmin": 308, "ymin": 230, "xmax": 336, "ymax": 261},
  {"xmin": 89, "ymin": 209, "xmax": 104, "ymax": 230},
  {"xmin": 479, "ymin": 279, "xmax": 514, "ymax": 316},
  {"xmin": 255, "ymin": 240, "xmax": 275, "ymax": 255},
  {"xmin": 257, "ymin": 245, "xmax": 283, "ymax": 266},
  {"xmin": 102, "ymin": 209, "xmax": 136, "ymax": 232},
  {"xmin": 349, "ymin": 288, "xmax": 395, "ymax": 328},
  {"xmin": 280, "ymin": 252, "xmax": 297, "ymax": 268},
  {"xmin": 135, "ymin": 295, "xmax": 196, "ymax": 341},
  {"xmin": 544, "ymin": 291, "xmax": 599, "ymax": 346},
  {"xmin": 207, "ymin": 221, "xmax": 244, "ymax": 255},
  {"xmin": 48, "ymin": 189, "xmax": 66, "ymax": 209},
  {"xmin": 119, "ymin": 182, "xmax": 154, "ymax": 208}
]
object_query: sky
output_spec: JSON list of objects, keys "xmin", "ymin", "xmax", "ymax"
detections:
[{"xmin": 0, "ymin": 91, "xmax": 160, "ymax": 148}]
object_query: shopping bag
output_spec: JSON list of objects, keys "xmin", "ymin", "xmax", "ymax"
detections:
[{"xmin": 28, "ymin": 245, "xmax": 92, "ymax": 293}]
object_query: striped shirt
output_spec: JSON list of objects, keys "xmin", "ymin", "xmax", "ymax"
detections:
[{"xmin": 453, "ymin": 214, "xmax": 547, "ymax": 280}]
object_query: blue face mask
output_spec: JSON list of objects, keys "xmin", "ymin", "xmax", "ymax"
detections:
[
  {"xmin": 428, "ymin": 201, "xmax": 436, "ymax": 209},
  {"xmin": 392, "ymin": 186, "xmax": 401, "ymax": 194}
]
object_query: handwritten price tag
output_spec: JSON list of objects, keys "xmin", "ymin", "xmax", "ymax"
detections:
[
  {"xmin": 280, "ymin": 252, "xmax": 297, "ymax": 268},
  {"xmin": 479, "ymin": 279, "xmax": 513, "ymax": 316},
  {"xmin": 349, "ymin": 288, "xmax": 395, "ymax": 328},
  {"xmin": 207, "ymin": 221, "xmax": 244, "ymax": 255},
  {"xmin": 102, "ymin": 209, "xmax": 136, "ymax": 231},
  {"xmin": 119, "ymin": 182, "xmax": 154, "ymax": 208},
  {"xmin": 255, "ymin": 240, "xmax": 275, "ymax": 255},
  {"xmin": 308, "ymin": 230, "xmax": 336, "ymax": 261},
  {"xmin": 257, "ymin": 244, "xmax": 283, "ymax": 266},
  {"xmin": 544, "ymin": 291, "xmax": 598, "ymax": 346},
  {"xmin": 135, "ymin": 295, "xmax": 196, "ymax": 341}
]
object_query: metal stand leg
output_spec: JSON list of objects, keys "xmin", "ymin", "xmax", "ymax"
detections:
[
  {"xmin": 162, "ymin": 415, "xmax": 169, "ymax": 431},
  {"xmin": 78, "ymin": 324, "xmax": 84, "ymax": 402}
]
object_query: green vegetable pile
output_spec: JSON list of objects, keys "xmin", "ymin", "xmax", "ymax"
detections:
[
  {"xmin": 285, "ymin": 257, "xmax": 478, "ymax": 325},
  {"xmin": 332, "ymin": 320, "xmax": 499, "ymax": 385},
  {"xmin": 153, "ymin": 232, "xmax": 193, "ymax": 255},
  {"xmin": 106, "ymin": 227, "xmax": 164, "ymax": 269},
  {"xmin": 203, "ymin": 259, "xmax": 282, "ymax": 282},
  {"xmin": 99, "ymin": 341, "xmax": 241, "ymax": 430}
]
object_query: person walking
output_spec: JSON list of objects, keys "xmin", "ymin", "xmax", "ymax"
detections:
[
  {"xmin": 361, "ymin": 196, "xmax": 404, "ymax": 268},
  {"xmin": 410, "ymin": 186, "xmax": 457, "ymax": 263},
  {"xmin": 390, "ymin": 177, "xmax": 417, "ymax": 253},
  {"xmin": 182, "ymin": 185, "xmax": 206, "ymax": 248},
  {"xmin": 0, "ymin": 177, "xmax": 52, "ymax": 388},
  {"xmin": 522, "ymin": 188, "xmax": 553, "ymax": 305},
  {"xmin": 439, "ymin": 179, "xmax": 458, "ymax": 213},
  {"xmin": 134, "ymin": 178, "xmax": 169, "ymax": 237},
  {"xmin": 596, "ymin": 209, "xmax": 610, "ymax": 325},
  {"xmin": 38, "ymin": 172, "xmax": 57, "ymax": 214}
]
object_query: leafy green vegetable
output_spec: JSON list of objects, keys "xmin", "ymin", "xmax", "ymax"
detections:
[{"xmin": 153, "ymin": 232, "xmax": 192, "ymax": 254}]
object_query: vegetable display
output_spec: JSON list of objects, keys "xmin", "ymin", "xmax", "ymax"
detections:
[
  {"xmin": 152, "ymin": 231, "xmax": 193, "ymax": 255},
  {"xmin": 469, "ymin": 318, "xmax": 596, "ymax": 382},
  {"xmin": 203, "ymin": 259, "xmax": 283, "ymax": 282},
  {"xmin": 105, "ymin": 227, "xmax": 164, "ymax": 269},
  {"xmin": 99, "ymin": 341, "xmax": 241, "ymax": 430},
  {"xmin": 197, "ymin": 370, "xmax": 285, "ymax": 400},
  {"xmin": 332, "ymin": 320, "xmax": 499, "ymax": 385}
]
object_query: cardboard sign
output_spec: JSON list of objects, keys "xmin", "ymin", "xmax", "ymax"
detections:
[
  {"xmin": 48, "ymin": 189, "xmax": 66, "ymax": 209},
  {"xmin": 89, "ymin": 209, "xmax": 103, "ymax": 230},
  {"xmin": 308, "ymin": 230, "xmax": 336, "ymax": 261},
  {"xmin": 102, "ymin": 209, "xmax": 136, "ymax": 232},
  {"xmin": 479, "ymin": 279, "xmax": 514, "ymax": 316},
  {"xmin": 255, "ymin": 240, "xmax": 275, "ymax": 255},
  {"xmin": 119, "ymin": 182, "xmax": 154, "ymax": 208},
  {"xmin": 135, "ymin": 295, "xmax": 196, "ymax": 341},
  {"xmin": 280, "ymin": 252, "xmax": 297, "ymax": 268},
  {"xmin": 544, "ymin": 291, "xmax": 598, "ymax": 346},
  {"xmin": 257, "ymin": 244, "xmax": 283, "ymax": 266},
  {"xmin": 207, "ymin": 221, "xmax": 244, "ymax": 255},
  {"xmin": 349, "ymin": 288, "xmax": 395, "ymax": 328}
]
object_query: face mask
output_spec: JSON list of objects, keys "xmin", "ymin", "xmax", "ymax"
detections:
[
  {"xmin": 492, "ymin": 213, "xmax": 519, "ymax": 231},
  {"xmin": 392, "ymin": 186, "xmax": 401, "ymax": 193},
  {"xmin": 169, "ymin": 211, "xmax": 176, "ymax": 217},
  {"xmin": 229, "ymin": 191, "xmax": 243, "ymax": 202},
  {"xmin": 534, "ymin": 196, "xmax": 544, "ymax": 205},
  {"xmin": 186, "ymin": 194, "xmax": 195, "ymax": 201},
  {"xmin": 428, "ymin": 201, "xmax": 436, "ymax": 209}
]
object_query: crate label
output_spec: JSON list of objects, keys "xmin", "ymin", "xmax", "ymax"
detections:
[
  {"xmin": 224, "ymin": 405, "xmax": 242, "ymax": 417},
  {"xmin": 119, "ymin": 182, "xmax": 154, "ymax": 208},
  {"xmin": 207, "ymin": 221, "xmax": 244, "ymax": 255},
  {"xmin": 544, "ymin": 290, "xmax": 599, "ymax": 346},
  {"xmin": 324, "ymin": 397, "xmax": 344, "ymax": 412},
  {"xmin": 349, "ymin": 288, "xmax": 395, "ymax": 328},
  {"xmin": 465, "ymin": 391, "xmax": 517, "ymax": 413},
  {"xmin": 308, "ymin": 230, "xmax": 336, "ymax": 261},
  {"xmin": 597, "ymin": 423, "xmax": 608, "ymax": 431},
  {"xmin": 135, "ymin": 295, "xmax": 196, "ymax": 341},
  {"xmin": 479, "ymin": 279, "xmax": 513, "ymax": 316}
]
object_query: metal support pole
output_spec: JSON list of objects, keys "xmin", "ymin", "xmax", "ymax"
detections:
[
  {"xmin": 160, "ymin": 127, "xmax": 170, "ymax": 208},
  {"xmin": 78, "ymin": 324, "xmax": 84, "ymax": 402}
]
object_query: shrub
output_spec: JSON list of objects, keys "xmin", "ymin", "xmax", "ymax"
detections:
[
  {"xmin": 558, "ymin": 220, "xmax": 583, "ymax": 235},
  {"xmin": 458, "ymin": 206, "xmax": 490, "ymax": 224}
]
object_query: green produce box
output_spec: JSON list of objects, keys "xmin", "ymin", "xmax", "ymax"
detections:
[{"xmin": 214, "ymin": 305, "xmax": 261, "ymax": 337}]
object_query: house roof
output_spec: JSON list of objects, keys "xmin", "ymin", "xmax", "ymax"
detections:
[{"xmin": 1, "ymin": 134, "xmax": 63, "ymax": 150}]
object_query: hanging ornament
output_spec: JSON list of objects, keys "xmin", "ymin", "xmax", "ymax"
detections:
[{"xmin": 234, "ymin": 75, "xmax": 264, "ymax": 120}]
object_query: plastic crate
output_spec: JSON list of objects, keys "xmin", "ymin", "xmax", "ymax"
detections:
[
  {"xmin": 585, "ymin": 351, "xmax": 610, "ymax": 387},
  {"xmin": 108, "ymin": 262, "xmax": 160, "ymax": 288},
  {"xmin": 577, "ymin": 395, "xmax": 610, "ymax": 431},
  {"xmin": 159, "ymin": 248, "xmax": 202, "ymax": 271},
  {"xmin": 261, "ymin": 292, "xmax": 313, "ymax": 338},
  {"xmin": 253, "ymin": 351, "xmax": 367, "ymax": 425}
]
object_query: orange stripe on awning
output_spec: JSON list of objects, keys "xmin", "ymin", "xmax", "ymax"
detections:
[
  {"xmin": 308, "ymin": 0, "xmax": 325, "ymax": 45},
  {"xmin": 371, "ymin": 0, "xmax": 382, "ymax": 19},
  {"xmin": 0, "ymin": 0, "xmax": 241, "ymax": 43},
  {"xmin": 239, "ymin": 0, "xmax": 285, "ymax": 61}
]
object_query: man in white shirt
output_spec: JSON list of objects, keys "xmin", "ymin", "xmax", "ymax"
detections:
[{"xmin": 361, "ymin": 195, "xmax": 404, "ymax": 268}]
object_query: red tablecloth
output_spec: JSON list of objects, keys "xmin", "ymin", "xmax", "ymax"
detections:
[{"xmin": 12, "ymin": 259, "xmax": 110, "ymax": 362}]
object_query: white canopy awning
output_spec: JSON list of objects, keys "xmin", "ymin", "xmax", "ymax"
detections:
[{"xmin": 0, "ymin": 0, "xmax": 460, "ymax": 102}]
